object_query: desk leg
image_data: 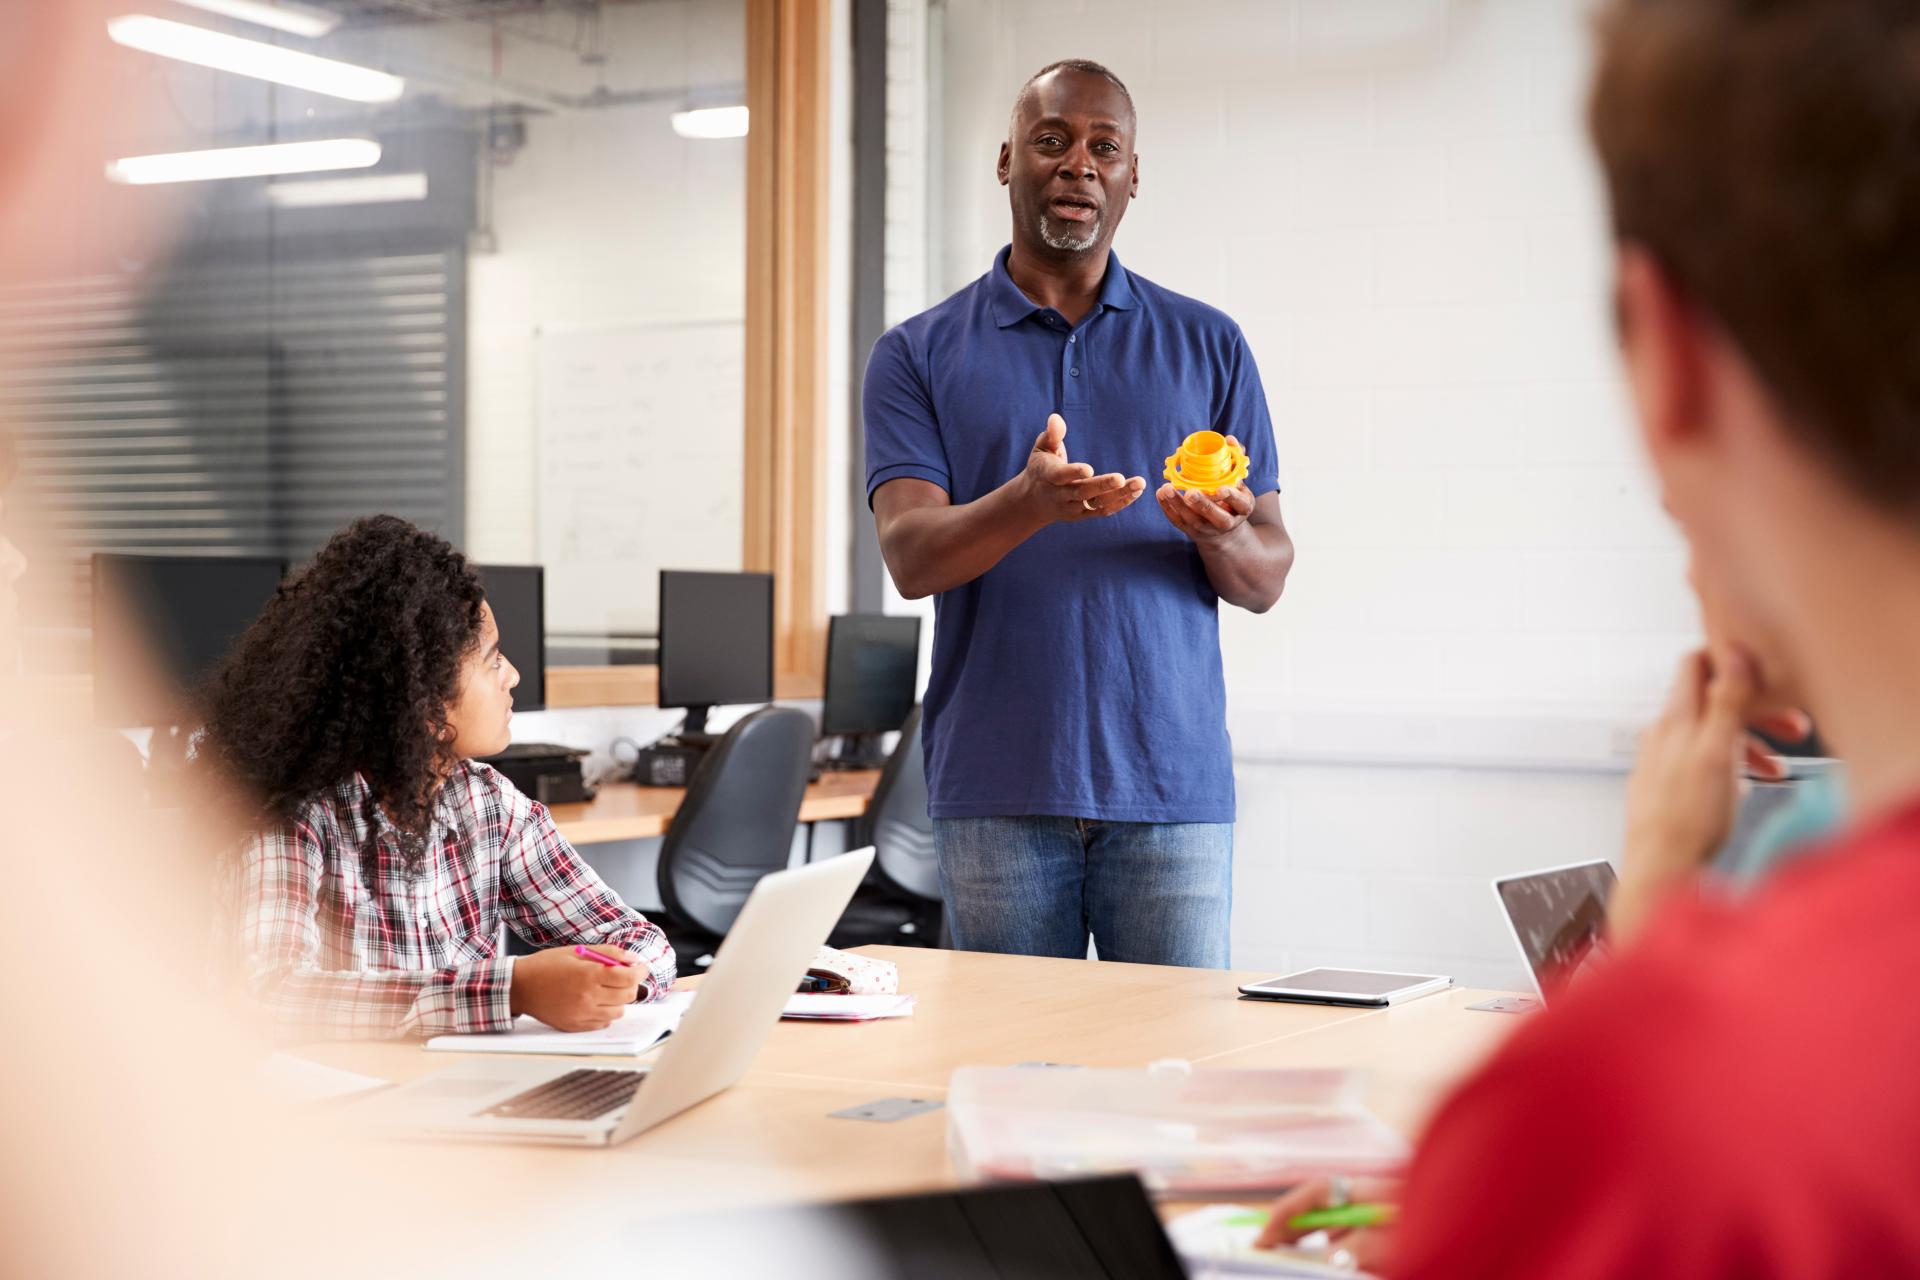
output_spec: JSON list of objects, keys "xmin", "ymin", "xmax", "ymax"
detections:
[{"xmin": 804, "ymin": 820, "xmax": 815, "ymax": 865}]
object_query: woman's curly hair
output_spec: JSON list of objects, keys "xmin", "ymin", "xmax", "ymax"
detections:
[{"xmin": 198, "ymin": 514, "xmax": 485, "ymax": 844}]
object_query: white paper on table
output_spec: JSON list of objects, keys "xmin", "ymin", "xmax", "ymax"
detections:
[
  {"xmin": 259, "ymin": 1053, "xmax": 392, "ymax": 1104},
  {"xmin": 780, "ymin": 993, "xmax": 916, "ymax": 1021},
  {"xmin": 425, "ymin": 990, "xmax": 694, "ymax": 1056}
]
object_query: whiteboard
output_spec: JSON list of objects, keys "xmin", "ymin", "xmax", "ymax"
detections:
[{"xmin": 535, "ymin": 321, "xmax": 744, "ymax": 635}]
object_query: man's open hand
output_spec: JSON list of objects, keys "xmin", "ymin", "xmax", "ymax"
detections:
[{"xmin": 1015, "ymin": 413, "xmax": 1147, "ymax": 524}]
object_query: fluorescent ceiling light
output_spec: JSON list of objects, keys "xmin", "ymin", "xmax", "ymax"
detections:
[
  {"xmin": 267, "ymin": 171, "xmax": 426, "ymax": 206},
  {"xmin": 671, "ymin": 105, "xmax": 749, "ymax": 140},
  {"xmin": 107, "ymin": 14, "xmax": 403, "ymax": 103},
  {"xmin": 107, "ymin": 137, "xmax": 381, "ymax": 185},
  {"xmin": 172, "ymin": 0, "xmax": 341, "ymax": 38}
]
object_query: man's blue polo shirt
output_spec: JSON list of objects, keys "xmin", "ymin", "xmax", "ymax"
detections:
[{"xmin": 863, "ymin": 246, "xmax": 1279, "ymax": 825}]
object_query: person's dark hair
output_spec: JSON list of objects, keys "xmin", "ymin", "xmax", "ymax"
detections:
[
  {"xmin": 198, "ymin": 514, "xmax": 485, "ymax": 846},
  {"xmin": 1010, "ymin": 58, "xmax": 1136, "ymax": 132},
  {"xmin": 1589, "ymin": 0, "xmax": 1920, "ymax": 516}
]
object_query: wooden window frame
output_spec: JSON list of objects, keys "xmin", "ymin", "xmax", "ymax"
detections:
[
  {"xmin": 550, "ymin": 0, "xmax": 832, "ymax": 709},
  {"xmin": 49, "ymin": 3, "xmax": 835, "ymax": 717},
  {"xmin": 743, "ymin": 0, "xmax": 832, "ymax": 686}
]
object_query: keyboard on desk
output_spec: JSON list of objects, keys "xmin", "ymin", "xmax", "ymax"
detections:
[
  {"xmin": 477, "ymin": 1068, "xmax": 644, "ymax": 1122},
  {"xmin": 485, "ymin": 742, "xmax": 585, "ymax": 762}
]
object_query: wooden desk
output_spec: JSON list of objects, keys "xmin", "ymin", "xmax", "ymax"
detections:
[
  {"xmin": 293, "ymin": 947, "xmax": 1523, "ymax": 1219},
  {"xmin": 549, "ymin": 770, "xmax": 881, "ymax": 845},
  {"xmin": 735, "ymin": 948, "xmax": 1370, "ymax": 1089}
]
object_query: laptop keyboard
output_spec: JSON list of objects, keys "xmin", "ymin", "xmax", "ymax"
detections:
[{"xmin": 477, "ymin": 1068, "xmax": 645, "ymax": 1121}]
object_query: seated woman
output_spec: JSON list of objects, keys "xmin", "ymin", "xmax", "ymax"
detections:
[{"xmin": 200, "ymin": 514, "xmax": 674, "ymax": 1040}]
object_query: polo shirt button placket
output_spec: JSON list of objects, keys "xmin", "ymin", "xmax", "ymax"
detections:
[{"xmin": 1062, "ymin": 322, "xmax": 1090, "ymax": 408}]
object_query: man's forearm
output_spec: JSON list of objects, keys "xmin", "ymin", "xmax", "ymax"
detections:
[
  {"xmin": 879, "ymin": 478, "xmax": 1048, "ymax": 599},
  {"xmin": 1196, "ymin": 520, "xmax": 1294, "ymax": 613}
]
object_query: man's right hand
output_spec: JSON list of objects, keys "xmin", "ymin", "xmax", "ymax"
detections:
[
  {"xmin": 1610, "ymin": 646, "xmax": 1810, "ymax": 945},
  {"xmin": 508, "ymin": 945, "xmax": 643, "ymax": 1031},
  {"xmin": 1254, "ymin": 1176, "xmax": 1401, "ymax": 1272},
  {"xmin": 1015, "ymin": 413, "xmax": 1146, "ymax": 524},
  {"xmin": 869, "ymin": 413, "xmax": 1149, "ymax": 599}
]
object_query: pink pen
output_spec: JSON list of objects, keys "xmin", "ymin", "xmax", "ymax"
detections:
[{"xmin": 574, "ymin": 945, "xmax": 631, "ymax": 968}]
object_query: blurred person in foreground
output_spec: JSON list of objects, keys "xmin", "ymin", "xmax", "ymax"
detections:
[
  {"xmin": 0, "ymin": 4, "xmax": 296, "ymax": 1271},
  {"xmin": 0, "ymin": 433, "xmax": 24, "ymax": 670},
  {"xmin": 199, "ymin": 515, "xmax": 677, "ymax": 1039},
  {"xmin": 0, "ymin": 5, "xmax": 666, "ymax": 1276},
  {"xmin": 1261, "ymin": 0, "xmax": 1920, "ymax": 1274}
]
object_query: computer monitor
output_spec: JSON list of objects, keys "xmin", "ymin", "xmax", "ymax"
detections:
[
  {"xmin": 91, "ymin": 552, "xmax": 287, "ymax": 728},
  {"xmin": 820, "ymin": 613, "xmax": 921, "ymax": 770},
  {"xmin": 475, "ymin": 564, "xmax": 546, "ymax": 712},
  {"xmin": 657, "ymin": 570, "xmax": 774, "ymax": 739}
]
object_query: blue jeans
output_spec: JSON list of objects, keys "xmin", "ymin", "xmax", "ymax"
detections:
[{"xmin": 932, "ymin": 816, "xmax": 1232, "ymax": 968}]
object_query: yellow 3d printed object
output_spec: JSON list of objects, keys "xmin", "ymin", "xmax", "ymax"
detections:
[{"xmin": 1163, "ymin": 430, "xmax": 1250, "ymax": 492}]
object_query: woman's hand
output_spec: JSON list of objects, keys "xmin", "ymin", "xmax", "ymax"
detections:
[{"xmin": 508, "ymin": 945, "xmax": 641, "ymax": 1031}]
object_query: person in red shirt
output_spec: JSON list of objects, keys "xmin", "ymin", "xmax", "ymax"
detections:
[{"xmin": 1259, "ymin": 0, "xmax": 1920, "ymax": 1274}]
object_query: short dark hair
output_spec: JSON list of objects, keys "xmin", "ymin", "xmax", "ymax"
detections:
[
  {"xmin": 198, "ymin": 514, "xmax": 486, "ymax": 848},
  {"xmin": 1590, "ymin": 0, "xmax": 1920, "ymax": 516},
  {"xmin": 1010, "ymin": 58, "xmax": 1136, "ymax": 133}
]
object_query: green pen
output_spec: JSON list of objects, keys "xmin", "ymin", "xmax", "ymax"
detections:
[{"xmin": 1285, "ymin": 1203, "xmax": 1398, "ymax": 1232}]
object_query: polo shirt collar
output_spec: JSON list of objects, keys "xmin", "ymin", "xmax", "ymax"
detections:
[{"xmin": 988, "ymin": 244, "xmax": 1138, "ymax": 328}]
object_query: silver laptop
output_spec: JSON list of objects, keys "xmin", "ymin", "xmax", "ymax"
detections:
[
  {"xmin": 1492, "ymin": 859, "xmax": 1617, "ymax": 1005},
  {"xmin": 354, "ymin": 847, "xmax": 874, "ymax": 1146}
]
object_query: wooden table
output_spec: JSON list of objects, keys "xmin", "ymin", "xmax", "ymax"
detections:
[
  {"xmin": 293, "ymin": 946, "xmax": 1523, "ymax": 1219},
  {"xmin": 548, "ymin": 769, "xmax": 881, "ymax": 845}
]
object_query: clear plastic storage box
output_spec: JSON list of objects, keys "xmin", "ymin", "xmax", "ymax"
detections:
[{"xmin": 947, "ymin": 1062, "xmax": 1409, "ymax": 1196}]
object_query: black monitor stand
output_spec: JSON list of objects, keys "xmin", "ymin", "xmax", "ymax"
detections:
[
  {"xmin": 668, "ymin": 704, "xmax": 721, "ymax": 749},
  {"xmin": 821, "ymin": 731, "xmax": 890, "ymax": 772}
]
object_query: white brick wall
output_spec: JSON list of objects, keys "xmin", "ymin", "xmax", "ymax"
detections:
[
  {"xmin": 1232, "ymin": 760, "xmax": 1628, "ymax": 990},
  {"xmin": 933, "ymin": 0, "xmax": 1694, "ymax": 719},
  {"xmin": 884, "ymin": 0, "xmax": 938, "ymax": 327},
  {"xmin": 924, "ymin": 0, "xmax": 1693, "ymax": 984},
  {"xmin": 882, "ymin": 0, "xmax": 942, "ymax": 670}
]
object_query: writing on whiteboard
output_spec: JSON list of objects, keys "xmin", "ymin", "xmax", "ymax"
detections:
[{"xmin": 536, "ymin": 321, "xmax": 744, "ymax": 634}]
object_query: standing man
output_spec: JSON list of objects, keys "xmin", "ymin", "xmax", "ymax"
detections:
[{"xmin": 862, "ymin": 60, "xmax": 1294, "ymax": 967}]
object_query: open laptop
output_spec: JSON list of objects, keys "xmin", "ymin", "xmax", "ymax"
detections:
[
  {"xmin": 352, "ymin": 847, "xmax": 874, "ymax": 1146},
  {"xmin": 1492, "ymin": 859, "xmax": 1617, "ymax": 1005}
]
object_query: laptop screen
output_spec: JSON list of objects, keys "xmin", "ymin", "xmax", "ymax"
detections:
[
  {"xmin": 625, "ymin": 1175, "xmax": 1186, "ymax": 1278},
  {"xmin": 1497, "ymin": 861, "xmax": 1618, "ymax": 997}
]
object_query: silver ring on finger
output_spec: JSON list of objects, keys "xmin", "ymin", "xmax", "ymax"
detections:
[
  {"xmin": 1082, "ymin": 497, "xmax": 1097, "ymax": 512},
  {"xmin": 1327, "ymin": 1174, "xmax": 1352, "ymax": 1209}
]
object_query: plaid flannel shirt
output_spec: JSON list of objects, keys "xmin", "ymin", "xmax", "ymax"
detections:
[{"xmin": 237, "ymin": 762, "xmax": 675, "ymax": 1040}]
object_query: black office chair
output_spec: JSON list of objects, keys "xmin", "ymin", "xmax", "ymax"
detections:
[
  {"xmin": 654, "ymin": 705, "xmax": 814, "ymax": 971},
  {"xmin": 829, "ymin": 705, "xmax": 945, "ymax": 949}
]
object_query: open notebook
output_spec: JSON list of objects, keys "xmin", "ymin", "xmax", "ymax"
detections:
[
  {"xmin": 426, "ymin": 990, "xmax": 695, "ymax": 1057},
  {"xmin": 423, "ymin": 989, "xmax": 915, "ymax": 1056}
]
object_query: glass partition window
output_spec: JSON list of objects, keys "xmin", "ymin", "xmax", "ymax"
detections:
[{"xmin": 4, "ymin": 0, "xmax": 746, "ymax": 673}]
